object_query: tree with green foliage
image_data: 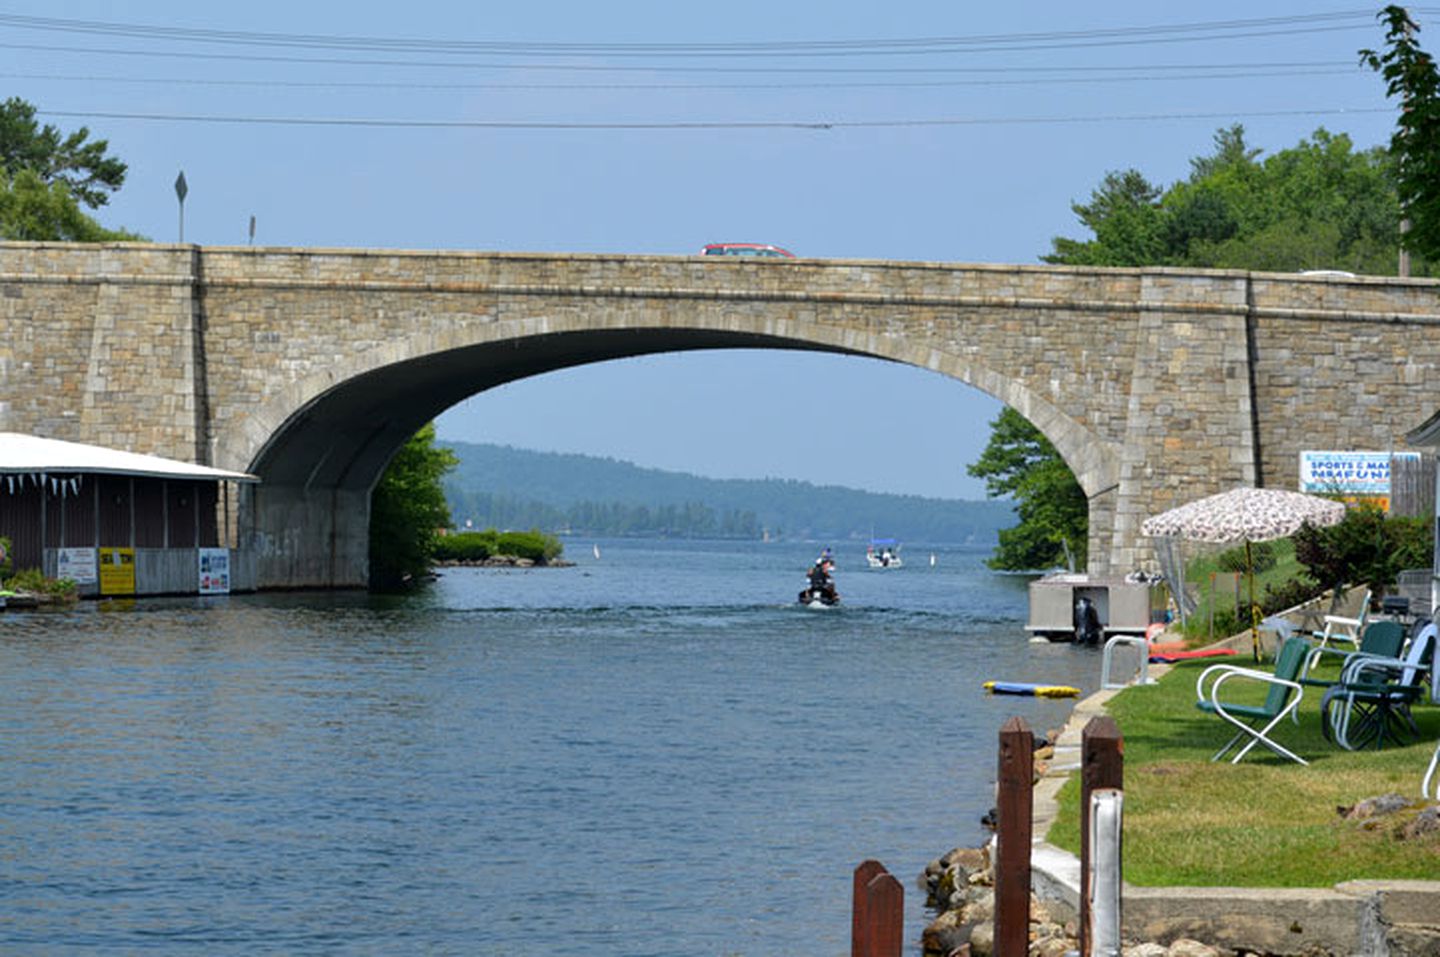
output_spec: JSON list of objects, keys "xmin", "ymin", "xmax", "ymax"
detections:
[
  {"xmin": 1045, "ymin": 169, "xmax": 1165, "ymax": 267},
  {"xmin": 0, "ymin": 97, "xmax": 143, "ymax": 241},
  {"xmin": 1, "ymin": 168, "xmax": 144, "ymax": 241},
  {"xmin": 1046, "ymin": 124, "xmax": 1414, "ymax": 275},
  {"xmin": 966, "ymin": 407, "xmax": 1088, "ymax": 571},
  {"xmin": 1361, "ymin": 5, "xmax": 1440, "ymax": 265},
  {"xmin": 368, "ymin": 423, "xmax": 459, "ymax": 591}
]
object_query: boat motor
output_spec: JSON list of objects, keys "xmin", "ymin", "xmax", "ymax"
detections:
[{"xmin": 1073, "ymin": 595, "xmax": 1103, "ymax": 645}]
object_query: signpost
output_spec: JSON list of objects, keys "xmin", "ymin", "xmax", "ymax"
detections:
[{"xmin": 175, "ymin": 171, "xmax": 188, "ymax": 243}]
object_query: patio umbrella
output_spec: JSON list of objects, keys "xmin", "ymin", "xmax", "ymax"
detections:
[{"xmin": 1142, "ymin": 487, "xmax": 1347, "ymax": 660}]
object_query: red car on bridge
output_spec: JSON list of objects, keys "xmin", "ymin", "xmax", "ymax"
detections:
[{"xmin": 700, "ymin": 243, "xmax": 796, "ymax": 259}]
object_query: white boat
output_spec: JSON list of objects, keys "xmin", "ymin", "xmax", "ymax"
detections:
[{"xmin": 865, "ymin": 539, "xmax": 902, "ymax": 568}]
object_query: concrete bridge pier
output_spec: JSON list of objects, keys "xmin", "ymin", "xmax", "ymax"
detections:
[{"xmin": 240, "ymin": 483, "xmax": 370, "ymax": 589}]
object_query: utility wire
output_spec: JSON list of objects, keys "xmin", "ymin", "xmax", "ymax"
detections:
[
  {"xmin": 0, "ymin": 22, "xmax": 1396, "ymax": 66},
  {"xmin": 0, "ymin": 39, "xmax": 1386, "ymax": 75},
  {"xmin": 39, "ymin": 106, "xmax": 1393, "ymax": 131},
  {"xmin": 0, "ymin": 65, "xmax": 1362, "ymax": 92},
  {"xmin": 0, "ymin": 10, "xmax": 1389, "ymax": 56}
]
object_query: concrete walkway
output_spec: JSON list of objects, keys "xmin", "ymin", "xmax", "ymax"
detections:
[{"xmin": 1028, "ymin": 656, "xmax": 1440, "ymax": 956}]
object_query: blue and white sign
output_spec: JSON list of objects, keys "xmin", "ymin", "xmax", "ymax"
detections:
[
  {"xmin": 1299, "ymin": 450, "xmax": 1420, "ymax": 499},
  {"xmin": 198, "ymin": 548, "xmax": 231, "ymax": 595}
]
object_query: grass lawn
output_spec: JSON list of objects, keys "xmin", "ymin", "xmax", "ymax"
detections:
[{"xmin": 1045, "ymin": 652, "xmax": 1440, "ymax": 886}]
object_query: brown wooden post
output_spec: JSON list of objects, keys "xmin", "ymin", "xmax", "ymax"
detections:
[
  {"xmin": 852, "ymin": 859, "xmax": 887, "ymax": 957},
  {"xmin": 852, "ymin": 859, "xmax": 903, "ymax": 957},
  {"xmin": 863, "ymin": 870, "xmax": 904, "ymax": 957},
  {"xmin": 1080, "ymin": 716, "xmax": 1124, "ymax": 957},
  {"xmin": 994, "ymin": 716, "xmax": 1033, "ymax": 957}
]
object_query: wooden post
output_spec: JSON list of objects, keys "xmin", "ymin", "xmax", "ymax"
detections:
[
  {"xmin": 1080, "ymin": 717, "xmax": 1124, "ymax": 957},
  {"xmin": 851, "ymin": 859, "xmax": 903, "ymax": 957},
  {"xmin": 994, "ymin": 716, "xmax": 1033, "ymax": 957}
]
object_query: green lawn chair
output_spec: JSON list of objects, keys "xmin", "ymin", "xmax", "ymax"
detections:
[
  {"xmin": 1320, "ymin": 622, "xmax": 1436, "ymax": 751},
  {"xmin": 1195, "ymin": 636, "xmax": 1310, "ymax": 765},
  {"xmin": 1299, "ymin": 618, "xmax": 1406, "ymax": 688}
]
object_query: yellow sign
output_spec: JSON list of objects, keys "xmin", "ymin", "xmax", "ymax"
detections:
[{"xmin": 98, "ymin": 547, "xmax": 136, "ymax": 595}]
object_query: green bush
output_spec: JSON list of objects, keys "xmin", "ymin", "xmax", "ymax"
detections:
[
  {"xmin": 432, "ymin": 528, "xmax": 563, "ymax": 564},
  {"xmin": 495, "ymin": 530, "xmax": 563, "ymax": 563},
  {"xmin": 1207, "ymin": 608, "xmax": 1243, "ymax": 639},
  {"xmin": 433, "ymin": 531, "xmax": 496, "ymax": 562},
  {"xmin": 0, "ymin": 534, "xmax": 12, "ymax": 580},
  {"xmin": 1217, "ymin": 541, "xmax": 1275, "ymax": 574},
  {"xmin": 8, "ymin": 567, "xmax": 78, "ymax": 598},
  {"xmin": 1293, "ymin": 504, "xmax": 1432, "ymax": 596},
  {"xmin": 1260, "ymin": 576, "xmax": 1324, "ymax": 615}
]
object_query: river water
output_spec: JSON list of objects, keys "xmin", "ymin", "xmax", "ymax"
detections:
[{"xmin": 1, "ymin": 539, "xmax": 1098, "ymax": 955}]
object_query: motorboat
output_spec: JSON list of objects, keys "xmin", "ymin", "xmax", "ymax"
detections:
[
  {"xmin": 865, "ymin": 539, "xmax": 902, "ymax": 568},
  {"xmin": 798, "ymin": 583, "xmax": 840, "ymax": 608},
  {"xmin": 799, "ymin": 556, "xmax": 839, "ymax": 607}
]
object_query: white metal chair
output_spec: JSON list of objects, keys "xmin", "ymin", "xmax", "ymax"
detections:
[
  {"xmin": 1424, "ymin": 740, "xmax": 1440, "ymax": 801},
  {"xmin": 1195, "ymin": 636, "xmax": 1310, "ymax": 765},
  {"xmin": 1307, "ymin": 588, "xmax": 1371, "ymax": 657}
]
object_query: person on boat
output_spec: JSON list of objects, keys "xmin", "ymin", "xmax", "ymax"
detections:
[{"xmin": 806, "ymin": 558, "xmax": 838, "ymax": 604}]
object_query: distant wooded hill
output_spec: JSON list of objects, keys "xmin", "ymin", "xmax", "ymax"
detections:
[{"xmin": 441, "ymin": 442, "xmax": 1015, "ymax": 545}]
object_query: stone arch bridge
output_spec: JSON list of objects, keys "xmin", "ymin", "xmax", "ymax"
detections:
[{"xmin": 3, "ymin": 243, "xmax": 1437, "ymax": 589}]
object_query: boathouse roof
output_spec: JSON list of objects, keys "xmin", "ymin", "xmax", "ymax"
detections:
[{"xmin": 0, "ymin": 433, "xmax": 258, "ymax": 483}]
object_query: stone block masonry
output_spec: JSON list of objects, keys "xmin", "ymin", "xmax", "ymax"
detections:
[{"xmin": 2, "ymin": 242, "xmax": 1437, "ymax": 587}]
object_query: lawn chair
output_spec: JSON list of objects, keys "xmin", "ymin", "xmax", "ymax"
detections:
[
  {"xmin": 1305, "ymin": 587, "xmax": 1372, "ymax": 657},
  {"xmin": 1195, "ymin": 636, "xmax": 1310, "ymax": 765},
  {"xmin": 1425, "ymin": 739, "xmax": 1440, "ymax": 801},
  {"xmin": 1299, "ymin": 618, "xmax": 1406, "ymax": 687},
  {"xmin": 1320, "ymin": 622, "xmax": 1436, "ymax": 751}
]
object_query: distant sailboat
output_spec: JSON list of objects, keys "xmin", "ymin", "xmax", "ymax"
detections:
[
  {"xmin": 593, "ymin": 544, "xmax": 601, "ymax": 560},
  {"xmin": 930, "ymin": 553, "xmax": 937, "ymax": 567}
]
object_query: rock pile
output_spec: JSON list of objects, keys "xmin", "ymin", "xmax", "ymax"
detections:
[
  {"xmin": 920, "ymin": 844, "xmax": 1234, "ymax": 957},
  {"xmin": 1337, "ymin": 792, "xmax": 1440, "ymax": 841},
  {"xmin": 919, "ymin": 843, "xmax": 1077, "ymax": 957}
]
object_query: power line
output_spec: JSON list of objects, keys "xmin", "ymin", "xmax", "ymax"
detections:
[
  {"xmin": 0, "ymin": 17, "xmax": 1399, "ymax": 68},
  {"xmin": 38, "ymin": 106, "xmax": 1393, "ymax": 131},
  {"xmin": 0, "ymin": 41, "xmax": 1374, "ymax": 75},
  {"xmin": 0, "ymin": 65, "xmax": 1363, "ymax": 93},
  {"xmin": 0, "ymin": 10, "xmax": 1387, "ymax": 57}
]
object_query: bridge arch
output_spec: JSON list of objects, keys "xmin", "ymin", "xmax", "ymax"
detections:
[{"xmin": 230, "ymin": 318, "xmax": 1122, "ymax": 588}]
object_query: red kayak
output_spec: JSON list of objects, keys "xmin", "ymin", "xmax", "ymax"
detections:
[{"xmin": 1148, "ymin": 648, "xmax": 1238, "ymax": 663}]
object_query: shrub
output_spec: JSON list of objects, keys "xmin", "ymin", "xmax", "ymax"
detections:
[
  {"xmin": 1216, "ymin": 541, "xmax": 1276, "ymax": 574},
  {"xmin": 1293, "ymin": 504, "xmax": 1432, "ymax": 596},
  {"xmin": 1208, "ymin": 608, "xmax": 1243, "ymax": 638},
  {"xmin": 0, "ymin": 534, "xmax": 11, "ymax": 580},
  {"xmin": 433, "ymin": 531, "xmax": 496, "ymax": 562},
  {"xmin": 8, "ymin": 567, "xmax": 78, "ymax": 598},
  {"xmin": 1260, "ymin": 576, "xmax": 1323, "ymax": 615},
  {"xmin": 495, "ymin": 530, "xmax": 563, "ymax": 563},
  {"xmin": 432, "ymin": 529, "xmax": 564, "ymax": 564}
]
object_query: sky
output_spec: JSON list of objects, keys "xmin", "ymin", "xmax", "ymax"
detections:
[{"xmin": 3, "ymin": 3, "xmax": 1419, "ymax": 498}]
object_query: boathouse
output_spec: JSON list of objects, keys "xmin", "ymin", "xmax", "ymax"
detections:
[{"xmin": 0, "ymin": 433, "xmax": 258, "ymax": 597}]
